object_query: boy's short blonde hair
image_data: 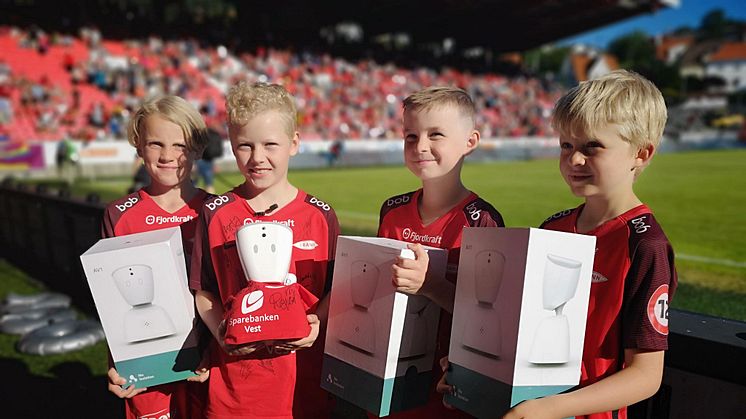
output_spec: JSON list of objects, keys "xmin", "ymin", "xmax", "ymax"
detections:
[
  {"xmin": 403, "ymin": 86, "xmax": 476, "ymax": 128},
  {"xmin": 552, "ymin": 69, "xmax": 667, "ymax": 149},
  {"xmin": 226, "ymin": 81, "xmax": 297, "ymax": 137},
  {"xmin": 128, "ymin": 95, "xmax": 209, "ymax": 154}
]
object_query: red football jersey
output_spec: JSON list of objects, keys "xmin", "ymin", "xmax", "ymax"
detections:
[
  {"xmin": 190, "ymin": 186, "xmax": 339, "ymax": 419},
  {"xmin": 541, "ymin": 204, "xmax": 677, "ymax": 419},
  {"xmin": 224, "ymin": 282, "xmax": 319, "ymax": 345},
  {"xmin": 377, "ymin": 189, "xmax": 504, "ymax": 419},
  {"xmin": 102, "ymin": 188, "xmax": 208, "ymax": 419}
]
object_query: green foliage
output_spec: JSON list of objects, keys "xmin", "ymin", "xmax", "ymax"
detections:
[
  {"xmin": 608, "ymin": 30, "xmax": 656, "ymax": 70},
  {"xmin": 524, "ymin": 45, "xmax": 571, "ymax": 75}
]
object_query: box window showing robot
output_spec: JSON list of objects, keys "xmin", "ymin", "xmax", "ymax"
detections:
[
  {"xmin": 445, "ymin": 227, "xmax": 596, "ymax": 418},
  {"xmin": 80, "ymin": 227, "xmax": 200, "ymax": 389},
  {"xmin": 321, "ymin": 236, "xmax": 447, "ymax": 417}
]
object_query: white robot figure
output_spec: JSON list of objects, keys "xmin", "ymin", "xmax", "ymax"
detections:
[
  {"xmin": 529, "ymin": 254, "xmax": 583, "ymax": 364},
  {"xmin": 235, "ymin": 222, "xmax": 294, "ymax": 285},
  {"xmin": 338, "ymin": 259, "xmax": 380, "ymax": 355},
  {"xmin": 462, "ymin": 250, "xmax": 505, "ymax": 358},
  {"xmin": 225, "ymin": 222, "xmax": 317, "ymax": 345},
  {"xmin": 113, "ymin": 264, "xmax": 176, "ymax": 343}
]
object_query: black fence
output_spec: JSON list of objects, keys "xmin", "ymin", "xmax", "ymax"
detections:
[
  {"xmin": 1, "ymin": 179, "xmax": 745, "ymax": 418},
  {"xmin": 0, "ymin": 178, "xmax": 103, "ymax": 314}
]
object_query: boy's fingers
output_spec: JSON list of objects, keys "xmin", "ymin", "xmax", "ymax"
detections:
[
  {"xmin": 408, "ymin": 243, "xmax": 428, "ymax": 261},
  {"xmin": 107, "ymin": 367, "xmax": 126, "ymax": 385}
]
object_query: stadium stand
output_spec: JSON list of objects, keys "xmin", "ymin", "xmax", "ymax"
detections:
[{"xmin": 0, "ymin": 25, "xmax": 564, "ymax": 143}]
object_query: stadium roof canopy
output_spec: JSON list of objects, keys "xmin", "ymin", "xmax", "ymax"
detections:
[{"xmin": 301, "ymin": 0, "xmax": 678, "ymax": 52}]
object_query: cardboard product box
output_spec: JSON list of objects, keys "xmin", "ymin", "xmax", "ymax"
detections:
[
  {"xmin": 321, "ymin": 236, "xmax": 448, "ymax": 417},
  {"xmin": 445, "ymin": 227, "xmax": 596, "ymax": 418},
  {"xmin": 80, "ymin": 226, "xmax": 200, "ymax": 389}
]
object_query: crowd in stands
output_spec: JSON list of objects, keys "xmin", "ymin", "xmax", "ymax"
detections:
[{"xmin": 0, "ymin": 26, "xmax": 564, "ymax": 143}]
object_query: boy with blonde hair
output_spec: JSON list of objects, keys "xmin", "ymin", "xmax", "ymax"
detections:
[
  {"xmin": 504, "ymin": 69, "xmax": 677, "ymax": 419},
  {"xmin": 377, "ymin": 86, "xmax": 504, "ymax": 418},
  {"xmin": 190, "ymin": 81, "xmax": 339, "ymax": 419},
  {"xmin": 103, "ymin": 95, "xmax": 211, "ymax": 419}
]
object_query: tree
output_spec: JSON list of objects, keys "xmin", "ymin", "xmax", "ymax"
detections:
[
  {"xmin": 700, "ymin": 9, "xmax": 728, "ymax": 40},
  {"xmin": 608, "ymin": 31, "xmax": 656, "ymax": 72}
]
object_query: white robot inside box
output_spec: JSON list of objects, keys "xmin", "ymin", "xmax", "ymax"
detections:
[
  {"xmin": 338, "ymin": 248, "xmax": 431, "ymax": 359},
  {"xmin": 223, "ymin": 223, "xmax": 318, "ymax": 346},
  {"xmin": 113, "ymin": 264, "xmax": 177, "ymax": 343}
]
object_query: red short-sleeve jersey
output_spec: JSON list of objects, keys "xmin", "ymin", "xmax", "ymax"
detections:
[
  {"xmin": 376, "ymin": 189, "xmax": 504, "ymax": 419},
  {"xmin": 190, "ymin": 186, "xmax": 339, "ymax": 419},
  {"xmin": 541, "ymin": 204, "xmax": 678, "ymax": 419},
  {"xmin": 102, "ymin": 188, "xmax": 208, "ymax": 419}
]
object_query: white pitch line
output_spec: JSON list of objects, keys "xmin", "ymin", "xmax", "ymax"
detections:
[
  {"xmin": 677, "ymin": 253, "xmax": 746, "ymax": 268},
  {"xmin": 333, "ymin": 213, "xmax": 746, "ymax": 269}
]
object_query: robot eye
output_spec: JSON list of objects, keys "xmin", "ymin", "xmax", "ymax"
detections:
[
  {"xmin": 271, "ymin": 244, "xmax": 276, "ymax": 253},
  {"xmin": 253, "ymin": 244, "xmax": 259, "ymax": 254}
]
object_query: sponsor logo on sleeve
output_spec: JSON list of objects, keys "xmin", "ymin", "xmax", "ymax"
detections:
[
  {"xmin": 293, "ymin": 240, "xmax": 318, "ymax": 250},
  {"xmin": 631, "ymin": 216, "xmax": 651, "ymax": 234},
  {"xmin": 115, "ymin": 197, "xmax": 139, "ymax": 212},
  {"xmin": 465, "ymin": 202, "xmax": 482, "ymax": 221},
  {"xmin": 206, "ymin": 195, "xmax": 229, "ymax": 211},
  {"xmin": 386, "ymin": 194, "xmax": 410, "ymax": 207},
  {"xmin": 544, "ymin": 209, "xmax": 573, "ymax": 223},
  {"xmin": 309, "ymin": 196, "xmax": 331, "ymax": 211},
  {"xmin": 591, "ymin": 271, "xmax": 609, "ymax": 283},
  {"xmin": 647, "ymin": 284, "xmax": 670, "ymax": 335}
]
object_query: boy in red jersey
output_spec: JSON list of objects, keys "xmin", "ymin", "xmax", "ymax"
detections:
[
  {"xmin": 190, "ymin": 81, "xmax": 340, "ymax": 419},
  {"xmin": 102, "ymin": 95, "xmax": 211, "ymax": 419},
  {"xmin": 504, "ymin": 70, "xmax": 677, "ymax": 419},
  {"xmin": 377, "ymin": 86, "xmax": 504, "ymax": 418}
]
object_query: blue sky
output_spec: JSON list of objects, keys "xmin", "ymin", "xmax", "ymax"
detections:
[{"xmin": 558, "ymin": 0, "xmax": 746, "ymax": 48}]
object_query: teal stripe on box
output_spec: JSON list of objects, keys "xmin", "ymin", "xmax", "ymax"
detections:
[
  {"xmin": 320, "ymin": 354, "xmax": 433, "ymax": 417},
  {"xmin": 321, "ymin": 354, "xmax": 387, "ymax": 415},
  {"xmin": 380, "ymin": 379, "xmax": 395, "ymax": 416},
  {"xmin": 511, "ymin": 385, "xmax": 573, "ymax": 407},
  {"xmin": 115, "ymin": 347, "xmax": 200, "ymax": 389},
  {"xmin": 444, "ymin": 363, "xmax": 512, "ymax": 418},
  {"xmin": 445, "ymin": 363, "xmax": 576, "ymax": 418}
]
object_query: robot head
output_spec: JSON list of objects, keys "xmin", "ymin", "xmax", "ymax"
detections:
[
  {"xmin": 236, "ymin": 222, "xmax": 293, "ymax": 283},
  {"xmin": 350, "ymin": 261, "xmax": 379, "ymax": 308},
  {"xmin": 112, "ymin": 264, "xmax": 154, "ymax": 306},
  {"xmin": 474, "ymin": 250, "xmax": 505, "ymax": 304},
  {"xmin": 542, "ymin": 254, "xmax": 582, "ymax": 311}
]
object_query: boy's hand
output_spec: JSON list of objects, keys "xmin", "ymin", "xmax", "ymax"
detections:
[
  {"xmin": 217, "ymin": 319, "xmax": 263, "ymax": 356},
  {"xmin": 270, "ymin": 314, "xmax": 320, "ymax": 354},
  {"xmin": 187, "ymin": 367, "xmax": 210, "ymax": 383},
  {"xmin": 435, "ymin": 356, "xmax": 456, "ymax": 409},
  {"xmin": 392, "ymin": 243, "xmax": 429, "ymax": 295},
  {"xmin": 187, "ymin": 355, "xmax": 210, "ymax": 383},
  {"xmin": 107, "ymin": 367, "xmax": 147, "ymax": 398}
]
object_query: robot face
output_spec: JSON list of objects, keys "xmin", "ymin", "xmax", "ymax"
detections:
[
  {"xmin": 542, "ymin": 254, "xmax": 582, "ymax": 310},
  {"xmin": 350, "ymin": 261, "xmax": 379, "ymax": 307},
  {"xmin": 236, "ymin": 222, "xmax": 293, "ymax": 283},
  {"xmin": 474, "ymin": 250, "xmax": 505, "ymax": 304},
  {"xmin": 112, "ymin": 265, "xmax": 154, "ymax": 306}
]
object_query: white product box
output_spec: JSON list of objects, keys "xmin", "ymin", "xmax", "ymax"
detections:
[
  {"xmin": 80, "ymin": 227, "xmax": 200, "ymax": 389},
  {"xmin": 445, "ymin": 227, "xmax": 596, "ymax": 418},
  {"xmin": 321, "ymin": 236, "xmax": 448, "ymax": 417}
]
